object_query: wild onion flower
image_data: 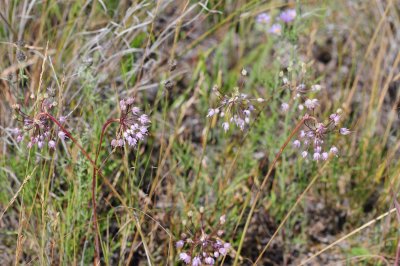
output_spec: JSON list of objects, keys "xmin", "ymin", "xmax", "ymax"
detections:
[
  {"xmin": 207, "ymin": 78, "xmax": 264, "ymax": 132},
  {"xmin": 10, "ymin": 92, "xmax": 65, "ymax": 150},
  {"xmin": 176, "ymin": 209, "xmax": 230, "ymax": 265},
  {"xmin": 279, "ymin": 9, "xmax": 296, "ymax": 23},
  {"xmin": 277, "ymin": 61, "xmax": 324, "ymax": 113},
  {"xmin": 293, "ymin": 111, "xmax": 350, "ymax": 162},
  {"xmin": 111, "ymin": 97, "xmax": 150, "ymax": 148},
  {"xmin": 256, "ymin": 13, "xmax": 270, "ymax": 24},
  {"xmin": 269, "ymin": 23, "xmax": 282, "ymax": 35}
]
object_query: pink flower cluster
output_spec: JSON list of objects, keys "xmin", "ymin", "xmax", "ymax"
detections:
[
  {"xmin": 207, "ymin": 86, "xmax": 264, "ymax": 132},
  {"xmin": 176, "ymin": 213, "xmax": 230, "ymax": 265},
  {"xmin": 11, "ymin": 102, "xmax": 66, "ymax": 150},
  {"xmin": 293, "ymin": 112, "xmax": 351, "ymax": 162},
  {"xmin": 111, "ymin": 97, "xmax": 150, "ymax": 148}
]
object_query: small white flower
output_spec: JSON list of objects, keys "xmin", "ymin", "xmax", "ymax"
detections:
[
  {"xmin": 37, "ymin": 141, "xmax": 44, "ymax": 149},
  {"xmin": 257, "ymin": 98, "xmax": 265, "ymax": 102},
  {"xmin": 222, "ymin": 122, "xmax": 229, "ymax": 132},
  {"xmin": 219, "ymin": 247, "xmax": 227, "ymax": 255},
  {"xmin": 315, "ymin": 146, "xmax": 322, "ymax": 153},
  {"xmin": 207, "ymin": 108, "xmax": 216, "ymax": 117},
  {"xmin": 293, "ymin": 139, "xmax": 301, "ymax": 148},
  {"xmin": 192, "ymin": 257, "xmax": 201, "ymax": 266},
  {"xmin": 48, "ymin": 140, "xmax": 56, "ymax": 149},
  {"xmin": 16, "ymin": 135, "xmax": 23, "ymax": 142},
  {"xmin": 301, "ymin": 151, "xmax": 308, "ymax": 158},
  {"xmin": 304, "ymin": 99, "xmax": 319, "ymax": 110},
  {"xmin": 204, "ymin": 256, "xmax": 215, "ymax": 265},
  {"xmin": 330, "ymin": 113, "xmax": 340, "ymax": 125},
  {"xmin": 281, "ymin": 102, "xmax": 289, "ymax": 113},
  {"xmin": 322, "ymin": 152, "xmax": 329, "ymax": 160},
  {"xmin": 311, "ymin": 84, "xmax": 322, "ymax": 91},
  {"xmin": 340, "ymin": 128, "xmax": 351, "ymax": 135},
  {"xmin": 58, "ymin": 131, "xmax": 66, "ymax": 140},
  {"xmin": 179, "ymin": 253, "xmax": 191, "ymax": 264},
  {"xmin": 220, "ymin": 215, "xmax": 226, "ymax": 224},
  {"xmin": 313, "ymin": 152, "xmax": 321, "ymax": 161},
  {"xmin": 131, "ymin": 107, "xmax": 140, "ymax": 114},
  {"xmin": 330, "ymin": 146, "xmax": 339, "ymax": 155}
]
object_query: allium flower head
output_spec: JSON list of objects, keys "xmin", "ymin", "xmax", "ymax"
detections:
[
  {"xmin": 10, "ymin": 89, "xmax": 66, "ymax": 150},
  {"xmin": 279, "ymin": 9, "xmax": 296, "ymax": 23},
  {"xmin": 207, "ymin": 83, "xmax": 264, "ymax": 133},
  {"xmin": 111, "ymin": 98, "xmax": 150, "ymax": 148},
  {"xmin": 176, "ymin": 211, "xmax": 230, "ymax": 265},
  {"xmin": 294, "ymin": 111, "xmax": 349, "ymax": 162}
]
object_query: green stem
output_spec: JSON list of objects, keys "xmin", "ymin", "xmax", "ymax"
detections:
[{"xmin": 233, "ymin": 117, "xmax": 305, "ymax": 265}]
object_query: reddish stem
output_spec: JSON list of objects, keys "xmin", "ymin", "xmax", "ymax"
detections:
[
  {"xmin": 45, "ymin": 112, "xmax": 119, "ymax": 265},
  {"xmin": 91, "ymin": 118, "xmax": 119, "ymax": 264}
]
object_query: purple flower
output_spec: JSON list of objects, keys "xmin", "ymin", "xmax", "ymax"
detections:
[
  {"xmin": 11, "ymin": 101, "xmax": 64, "ymax": 150},
  {"xmin": 304, "ymin": 99, "xmax": 319, "ymax": 110},
  {"xmin": 281, "ymin": 102, "xmax": 289, "ymax": 113},
  {"xmin": 301, "ymin": 151, "xmax": 308, "ymax": 158},
  {"xmin": 329, "ymin": 113, "xmax": 341, "ymax": 125},
  {"xmin": 340, "ymin": 128, "xmax": 351, "ymax": 135},
  {"xmin": 58, "ymin": 131, "xmax": 66, "ymax": 140},
  {"xmin": 192, "ymin": 256, "xmax": 201, "ymax": 266},
  {"xmin": 269, "ymin": 23, "xmax": 282, "ymax": 35},
  {"xmin": 204, "ymin": 257, "xmax": 215, "ymax": 265},
  {"xmin": 113, "ymin": 98, "xmax": 150, "ymax": 148},
  {"xmin": 207, "ymin": 108, "xmax": 216, "ymax": 117},
  {"xmin": 111, "ymin": 139, "xmax": 117, "ymax": 147},
  {"xmin": 37, "ymin": 141, "xmax": 44, "ymax": 149},
  {"xmin": 16, "ymin": 135, "xmax": 24, "ymax": 142},
  {"xmin": 176, "ymin": 240, "xmax": 184, "ymax": 248},
  {"xmin": 322, "ymin": 152, "xmax": 329, "ymax": 161},
  {"xmin": 179, "ymin": 253, "xmax": 191, "ymax": 264},
  {"xmin": 313, "ymin": 152, "xmax": 321, "ymax": 161},
  {"xmin": 131, "ymin": 107, "xmax": 140, "ymax": 114},
  {"xmin": 256, "ymin": 13, "xmax": 270, "ymax": 24},
  {"xmin": 293, "ymin": 139, "xmax": 301, "ymax": 148},
  {"xmin": 218, "ymin": 247, "xmax": 226, "ymax": 255},
  {"xmin": 59, "ymin": 116, "xmax": 66, "ymax": 123},
  {"xmin": 48, "ymin": 140, "xmax": 56, "ymax": 149},
  {"xmin": 330, "ymin": 146, "xmax": 339, "ymax": 155},
  {"xmin": 279, "ymin": 9, "xmax": 296, "ymax": 23}
]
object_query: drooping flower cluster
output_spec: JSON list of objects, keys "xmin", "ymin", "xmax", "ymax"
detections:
[
  {"xmin": 111, "ymin": 97, "xmax": 150, "ymax": 148},
  {"xmin": 11, "ymin": 91, "xmax": 66, "ymax": 150},
  {"xmin": 292, "ymin": 111, "xmax": 351, "ymax": 162},
  {"xmin": 255, "ymin": 8, "xmax": 296, "ymax": 36},
  {"xmin": 176, "ymin": 209, "xmax": 230, "ymax": 265}
]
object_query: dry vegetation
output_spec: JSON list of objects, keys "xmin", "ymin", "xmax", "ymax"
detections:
[{"xmin": 0, "ymin": 0, "xmax": 399, "ymax": 265}]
